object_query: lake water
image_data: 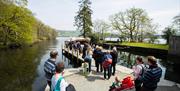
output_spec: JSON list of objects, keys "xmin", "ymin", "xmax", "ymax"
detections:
[{"xmin": 0, "ymin": 37, "xmax": 179, "ymax": 91}]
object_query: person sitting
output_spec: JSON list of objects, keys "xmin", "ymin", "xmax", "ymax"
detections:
[
  {"xmin": 51, "ymin": 62, "xmax": 68, "ymax": 91},
  {"xmin": 140, "ymin": 56, "xmax": 162, "ymax": 91}
]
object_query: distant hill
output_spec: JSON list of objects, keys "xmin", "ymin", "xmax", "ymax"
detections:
[{"xmin": 57, "ymin": 30, "xmax": 81, "ymax": 37}]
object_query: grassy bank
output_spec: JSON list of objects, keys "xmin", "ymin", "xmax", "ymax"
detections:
[{"xmin": 105, "ymin": 42, "xmax": 169, "ymax": 50}]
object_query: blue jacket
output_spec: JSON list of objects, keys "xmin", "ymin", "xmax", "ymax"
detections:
[{"xmin": 103, "ymin": 53, "xmax": 112, "ymax": 61}]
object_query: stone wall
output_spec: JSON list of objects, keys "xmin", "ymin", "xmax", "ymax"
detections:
[{"xmin": 169, "ymin": 36, "xmax": 180, "ymax": 56}]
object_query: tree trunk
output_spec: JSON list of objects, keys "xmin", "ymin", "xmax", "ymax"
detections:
[
  {"xmin": 130, "ymin": 30, "xmax": 133, "ymax": 42},
  {"xmin": 83, "ymin": 19, "xmax": 86, "ymax": 38}
]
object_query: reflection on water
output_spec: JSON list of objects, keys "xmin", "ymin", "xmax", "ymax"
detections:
[
  {"xmin": 117, "ymin": 51, "xmax": 180, "ymax": 83},
  {"xmin": 0, "ymin": 37, "xmax": 70, "ymax": 91}
]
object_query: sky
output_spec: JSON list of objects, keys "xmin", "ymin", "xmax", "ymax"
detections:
[{"xmin": 27, "ymin": 0, "xmax": 180, "ymax": 32}]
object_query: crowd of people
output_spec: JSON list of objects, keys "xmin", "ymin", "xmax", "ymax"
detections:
[{"xmin": 44, "ymin": 40, "xmax": 162, "ymax": 91}]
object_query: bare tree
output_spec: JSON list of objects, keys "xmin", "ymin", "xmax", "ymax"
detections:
[{"xmin": 93, "ymin": 19, "xmax": 110, "ymax": 40}]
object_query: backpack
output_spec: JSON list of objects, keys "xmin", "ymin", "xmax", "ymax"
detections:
[
  {"xmin": 102, "ymin": 59, "xmax": 112, "ymax": 68},
  {"xmin": 66, "ymin": 84, "xmax": 76, "ymax": 91},
  {"xmin": 53, "ymin": 76, "xmax": 63, "ymax": 91}
]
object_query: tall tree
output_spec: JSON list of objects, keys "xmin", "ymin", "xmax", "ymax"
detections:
[
  {"xmin": 162, "ymin": 27, "xmax": 176, "ymax": 44},
  {"xmin": 110, "ymin": 7, "xmax": 156, "ymax": 42},
  {"xmin": 74, "ymin": 0, "xmax": 93, "ymax": 38}
]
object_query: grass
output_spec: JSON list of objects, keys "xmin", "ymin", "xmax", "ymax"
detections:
[{"xmin": 105, "ymin": 42, "xmax": 169, "ymax": 50}]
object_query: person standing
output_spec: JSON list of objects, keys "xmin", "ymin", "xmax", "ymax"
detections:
[
  {"xmin": 140, "ymin": 56, "xmax": 162, "ymax": 91},
  {"xmin": 110, "ymin": 47, "xmax": 118, "ymax": 75},
  {"xmin": 93, "ymin": 46, "xmax": 104, "ymax": 72},
  {"xmin": 133, "ymin": 57, "xmax": 145, "ymax": 91},
  {"xmin": 102, "ymin": 51, "xmax": 112, "ymax": 80},
  {"xmin": 84, "ymin": 47, "xmax": 93, "ymax": 73},
  {"xmin": 44, "ymin": 50, "xmax": 58, "ymax": 89}
]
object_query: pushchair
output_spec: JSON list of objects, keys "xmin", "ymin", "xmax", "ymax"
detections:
[{"xmin": 109, "ymin": 76, "xmax": 134, "ymax": 91}]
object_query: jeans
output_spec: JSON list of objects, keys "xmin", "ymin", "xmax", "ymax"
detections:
[
  {"xmin": 135, "ymin": 79, "xmax": 142, "ymax": 91},
  {"xmin": 87, "ymin": 61, "xmax": 91, "ymax": 72},
  {"xmin": 111, "ymin": 62, "xmax": 116, "ymax": 75},
  {"xmin": 96, "ymin": 62, "xmax": 103, "ymax": 72},
  {"xmin": 47, "ymin": 80, "xmax": 51, "ymax": 91},
  {"xmin": 104, "ymin": 65, "xmax": 112, "ymax": 79}
]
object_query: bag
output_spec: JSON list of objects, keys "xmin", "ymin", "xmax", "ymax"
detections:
[
  {"xmin": 121, "ymin": 76, "xmax": 134, "ymax": 89},
  {"xmin": 102, "ymin": 59, "xmax": 112, "ymax": 68},
  {"xmin": 66, "ymin": 84, "xmax": 76, "ymax": 91}
]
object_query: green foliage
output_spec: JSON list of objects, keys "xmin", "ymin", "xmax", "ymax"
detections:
[
  {"xmin": 88, "ymin": 33, "xmax": 99, "ymax": 43},
  {"xmin": 120, "ymin": 42, "xmax": 168, "ymax": 50},
  {"xmin": 74, "ymin": 0, "xmax": 93, "ymax": 38},
  {"xmin": 105, "ymin": 42, "xmax": 168, "ymax": 50},
  {"xmin": 162, "ymin": 27, "xmax": 176, "ymax": 44},
  {"xmin": 0, "ymin": 0, "xmax": 57, "ymax": 47}
]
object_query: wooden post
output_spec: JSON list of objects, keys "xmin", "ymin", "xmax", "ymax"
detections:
[
  {"xmin": 62, "ymin": 49, "xmax": 63, "ymax": 60},
  {"xmin": 72, "ymin": 48, "xmax": 74, "ymax": 61},
  {"xmin": 77, "ymin": 50, "xmax": 79, "ymax": 63}
]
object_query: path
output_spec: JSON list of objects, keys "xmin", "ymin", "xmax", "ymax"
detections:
[{"xmin": 45, "ymin": 60, "xmax": 180, "ymax": 91}]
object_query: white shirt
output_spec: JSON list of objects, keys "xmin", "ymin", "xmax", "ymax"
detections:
[
  {"xmin": 133, "ymin": 64, "xmax": 144, "ymax": 80},
  {"xmin": 51, "ymin": 73, "xmax": 69, "ymax": 91}
]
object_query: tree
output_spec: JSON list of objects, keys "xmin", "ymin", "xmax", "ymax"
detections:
[
  {"xmin": 74, "ymin": 0, "xmax": 93, "ymax": 38},
  {"xmin": 110, "ymin": 7, "xmax": 156, "ymax": 42},
  {"xmin": 93, "ymin": 20, "xmax": 110, "ymax": 40},
  {"xmin": 0, "ymin": 0, "xmax": 57, "ymax": 47},
  {"xmin": 162, "ymin": 27, "xmax": 176, "ymax": 44},
  {"xmin": 172, "ymin": 14, "xmax": 180, "ymax": 35}
]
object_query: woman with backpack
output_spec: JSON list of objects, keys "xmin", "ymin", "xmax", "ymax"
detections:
[
  {"xmin": 102, "ymin": 51, "xmax": 112, "ymax": 80},
  {"xmin": 133, "ymin": 57, "xmax": 145, "ymax": 91}
]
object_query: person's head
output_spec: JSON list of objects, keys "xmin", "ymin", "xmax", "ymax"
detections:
[
  {"xmin": 96, "ymin": 46, "xmax": 102, "ymax": 51},
  {"xmin": 147, "ymin": 56, "xmax": 157, "ymax": 66},
  {"xmin": 136, "ymin": 56, "xmax": 143, "ymax": 64},
  {"xmin": 50, "ymin": 50, "xmax": 58, "ymax": 59},
  {"xmin": 55, "ymin": 61, "xmax": 65, "ymax": 73},
  {"xmin": 112, "ymin": 47, "xmax": 117, "ymax": 52},
  {"xmin": 106, "ymin": 50, "xmax": 111, "ymax": 54},
  {"xmin": 87, "ymin": 47, "xmax": 92, "ymax": 51}
]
